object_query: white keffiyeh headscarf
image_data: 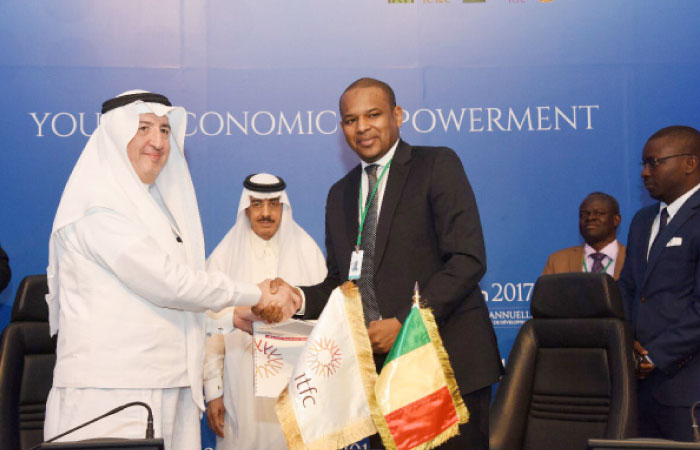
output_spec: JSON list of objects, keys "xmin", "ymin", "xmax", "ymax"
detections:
[{"xmin": 206, "ymin": 173, "xmax": 326, "ymax": 285}]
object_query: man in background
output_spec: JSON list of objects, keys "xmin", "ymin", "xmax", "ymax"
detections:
[
  {"xmin": 542, "ymin": 192, "xmax": 626, "ymax": 279},
  {"xmin": 619, "ymin": 125, "xmax": 700, "ymax": 441},
  {"xmin": 204, "ymin": 173, "xmax": 326, "ymax": 450}
]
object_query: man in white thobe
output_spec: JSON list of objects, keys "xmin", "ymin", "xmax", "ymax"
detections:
[
  {"xmin": 44, "ymin": 91, "xmax": 299, "ymax": 450},
  {"xmin": 204, "ymin": 173, "xmax": 327, "ymax": 450}
]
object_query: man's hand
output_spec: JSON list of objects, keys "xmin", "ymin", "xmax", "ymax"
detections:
[
  {"xmin": 252, "ymin": 279, "xmax": 302, "ymax": 323},
  {"xmin": 634, "ymin": 340, "xmax": 656, "ymax": 379},
  {"xmin": 368, "ymin": 318, "xmax": 402, "ymax": 354},
  {"xmin": 206, "ymin": 396, "xmax": 226, "ymax": 438},
  {"xmin": 233, "ymin": 307, "xmax": 262, "ymax": 334},
  {"xmin": 269, "ymin": 277, "xmax": 302, "ymax": 298}
]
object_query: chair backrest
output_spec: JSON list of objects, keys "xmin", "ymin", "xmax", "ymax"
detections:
[
  {"xmin": 490, "ymin": 273, "xmax": 637, "ymax": 450},
  {"xmin": 0, "ymin": 274, "xmax": 55, "ymax": 450}
]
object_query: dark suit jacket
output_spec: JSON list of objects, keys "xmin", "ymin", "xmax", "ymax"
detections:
[
  {"xmin": 542, "ymin": 242, "xmax": 626, "ymax": 280},
  {"xmin": 618, "ymin": 187, "xmax": 700, "ymax": 407},
  {"xmin": 302, "ymin": 141, "xmax": 503, "ymax": 395}
]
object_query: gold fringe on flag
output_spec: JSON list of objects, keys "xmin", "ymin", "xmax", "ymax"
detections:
[
  {"xmin": 416, "ymin": 306, "xmax": 470, "ymax": 449},
  {"xmin": 343, "ymin": 282, "xmax": 398, "ymax": 450},
  {"xmin": 276, "ymin": 388, "xmax": 305, "ymax": 450},
  {"xmin": 278, "ymin": 385, "xmax": 377, "ymax": 450},
  {"xmin": 276, "ymin": 282, "xmax": 381, "ymax": 450},
  {"xmin": 409, "ymin": 424, "xmax": 462, "ymax": 450}
]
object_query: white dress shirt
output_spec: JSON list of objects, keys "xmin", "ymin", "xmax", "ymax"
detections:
[
  {"xmin": 249, "ymin": 231, "xmax": 280, "ymax": 282},
  {"xmin": 358, "ymin": 138, "xmax": 399, "ymax": 227},
  {"xmin": 647, "ymin": 181, "xmax": 700, "ymax": 259}
]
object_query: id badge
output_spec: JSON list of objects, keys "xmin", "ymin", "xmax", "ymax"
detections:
[{"xmin": 348, "ymin": 249, "xmax": 363, "ymax": 280}]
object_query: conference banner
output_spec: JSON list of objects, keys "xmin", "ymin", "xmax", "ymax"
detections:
[{"xmin": 2, "ymin": 1, "xmax": 700, "ymax": 448}]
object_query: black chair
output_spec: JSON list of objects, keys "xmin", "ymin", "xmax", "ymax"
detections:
[
  {"xmin": 490, "ymin": 273, "xmax": 637, "ymax": 450},
  {"xmin": 0, "ymin": 274, "xmax": 55, "ymax": 450}
]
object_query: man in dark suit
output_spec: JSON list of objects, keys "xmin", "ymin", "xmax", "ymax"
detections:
[
  {"xmin": 296, "ymin": 78, "xmax": 502, "ymax": 448},
  {"xmin": 619, "ymin": 125, "xmax": 700, "ymax": 442},
  {"xmin": 542, "ymin": 192, "xmax": 626, "ymax": 280}
]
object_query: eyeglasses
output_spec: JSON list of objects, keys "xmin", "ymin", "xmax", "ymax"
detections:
[{"xmin": 640, "ymin": 153, "xmax": 695, "ymax": 168}]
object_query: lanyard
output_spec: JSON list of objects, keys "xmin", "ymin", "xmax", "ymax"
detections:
[
  {"xmin": 582, "ymin": 255, "xmax": 614, "ymax": 274},
  {"xmin": 356, "ymin": 160, "xmax": 392, "ymax": 247}
]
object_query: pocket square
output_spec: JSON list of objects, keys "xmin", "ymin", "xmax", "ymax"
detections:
[{"xmin": 667, "ymin": 237, "xmax": 683, "ymax": 247}]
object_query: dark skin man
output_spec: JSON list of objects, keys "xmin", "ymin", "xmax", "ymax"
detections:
[
  {"xmin": 579, "ymin": 194, "xmax": 621, "ymax": 252},
  {"xmin": 634, "ymin": 129, "xmax": 700, "ymax": 380}
]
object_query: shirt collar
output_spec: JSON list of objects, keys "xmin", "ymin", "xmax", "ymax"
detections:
[
  {"xmin": 584, "ymin": 240, "xmax": 619, "ymax": 262},
  {"xmin": 661, "ymin": 181, "xmax": 700, "ymax": 220},
  {"xmin": 250, "ymin": 229, "xmax": 279, "ymax": 259},
  {"xmin": 360, "ymin": 139, "xmax": 399, "ymax": 171}
]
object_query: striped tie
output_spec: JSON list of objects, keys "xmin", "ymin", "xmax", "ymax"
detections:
[
  {"xmin": 590, "ymin": 252, "xmax": 606, "ymax": 273},
  {"xmin": 357, "ymin": 164, "xmax": 381, "ymax": 324}
]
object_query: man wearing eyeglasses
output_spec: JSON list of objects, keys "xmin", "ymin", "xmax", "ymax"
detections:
[
  {"xmin": 542, "ymin": 192, "xmax": 625, "ymax": 279},
  {"xmin": 619, "ymin": 125, "xmax": 700, "ymax": 442}
]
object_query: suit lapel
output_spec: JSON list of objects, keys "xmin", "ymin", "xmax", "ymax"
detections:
[
  {"xmin": 374, "ymin": 141, "xmax": 412, "ymax": 271},
  {"xmin": 570, "ymin": 246, "xmax": 584, "ymax": 272},
  {"xmin": 343, "ymin": 166, "xmax": 362, "ymax": 255},
  {"xmin": 644, "ymin": 190, "xmax": 700, "ymax": 286},
  {"xmin": 633, "ymin": 208, "xmax": 655, "ymax": 287},
  {"xmin": 613, "ymin": 242, "xmax": 626, "ymax": 280}
]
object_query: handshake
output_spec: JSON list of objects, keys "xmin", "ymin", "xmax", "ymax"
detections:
[{"xmin": 235, "ymin": 278, "xmax": 302, "ymax": 334}]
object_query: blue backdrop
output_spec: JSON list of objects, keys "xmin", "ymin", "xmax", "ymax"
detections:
[{"xmin": 2, "ymin": 1, "xmax": 700, "ymax": 447}]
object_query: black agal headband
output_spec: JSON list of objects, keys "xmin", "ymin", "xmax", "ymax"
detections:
[
  {"xmin": 243, "ymin": 174, "xmax": 286, "ymax": 193},
  {"xmin": 101, "ymin": 92, "xmax": 172, "ymax": 115}
]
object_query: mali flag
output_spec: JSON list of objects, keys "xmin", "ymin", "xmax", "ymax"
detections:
[{"xmin": 373, "ymin": 304, "xmax": 469, "ymax": 450}]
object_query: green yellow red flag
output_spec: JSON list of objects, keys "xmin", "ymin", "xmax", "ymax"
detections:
[{"xmin": 373, "ymin": 299, "xmax": 469, "ymax": 450}]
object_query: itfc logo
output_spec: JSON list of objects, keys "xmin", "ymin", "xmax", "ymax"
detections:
[{"xmin": 307, "ymin": 337, "xmax": 342, "ymax": 377}]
